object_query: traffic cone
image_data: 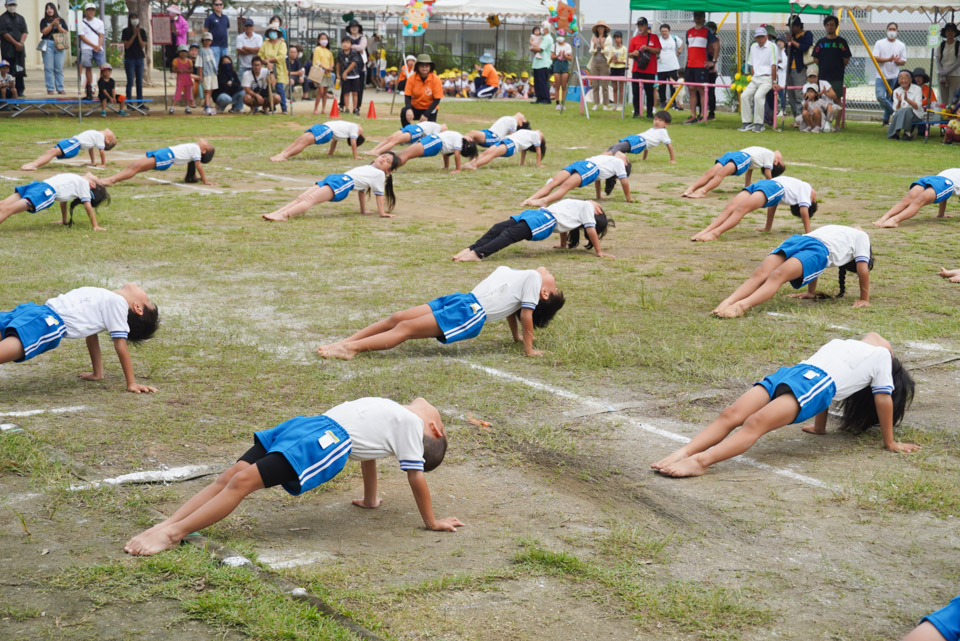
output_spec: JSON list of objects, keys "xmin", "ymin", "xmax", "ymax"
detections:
[
  {"xmin": 367, "ymin": 101, "xmax": 377, "ymax": 119},
  {"xmin": 330, "ymin": 101, "xmax": 339, "ymax": 118}
]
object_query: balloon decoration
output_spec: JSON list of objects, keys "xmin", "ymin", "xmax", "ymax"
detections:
[
  {"xmin": 732, "ymin": 72, "xmax": 752, "ymax": 93},
  {"xmin": 402, "ymin": 0, "xmax": 434, "ymax": 36},
  {"xmin": 547, "ymin": 0, "xmax": 578, "ymax": 36}
]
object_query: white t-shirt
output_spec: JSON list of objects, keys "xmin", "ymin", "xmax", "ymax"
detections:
[
  {"xmin": 773, "ymin": 176, "xmax": 813, "ymax": 208},
  {"xmin": 345, "ymin": 165, "xmax": 386, "ymax": 196},
  {"xmin": 437, "ymin": 130, "xmax": 463, "ymax": 154},
  {"xmin": 638, "ymin": 127, "xmax": 672, "ymax": 148},
  {"xmin": 44, "ymin": 174, "xmax": 92, "ymax": 203},
  {"xmin": 749, "ymin": 41, "xmax": 776, "ymax": 76},
  {"xmin": 417, "ymin": 121, "xmax": 444, "ymax": 136},
  {"xmin": 872, "ymin": 37, "xmax": 907, "ymax": 79},
  {"xmin": 657, "ymin": 34, "xmax": 682, "ymax": 72},
  {"xmin": 236, "ymin": 32, "xmax": 264, "ymax": 68},
  {"xmin": 806, "ymin": 225, "xmax": 871, "ymax": 267},
  {"xmin": 742, "ymin": 146, "xmax": 775, "ymax": 170},
  {"xmin": 489, "ymin": 115, "xmax": 519, "ymax": 139},
  {"xmin": 326, "ymin": 398, "xmax": 425, "ymax": 471},
  {"xmin": 506, "ymin": 129, "xmax": 541, "ymax": 150},
  {"xmin": 892, "ymin": 84, "xmax": 924, "ymax": 119},
  {"xmin": 325, "ymin": 120, "xmax": 360, "ymax": 139},
  {"xmin": 74, "ymin": 130, "xmax": 106, "ymax": 150},
  {"xmin": 79, "ymin": 16, "xmax": 104, "ymax": 52},
  {"xmin": 586, "ymin": 154, "xmax": 628, "ymax": 180},
  {"xmin": 938, "ymin": 168, "xmax": 960, "ymax": 196},
  {"xmin": 471, "ymin": 266, "xmax": 542, "ymax": 322},
  {"xmin": 242, "ymin": 67, "xmax": 270, "ymax": 90},
  {"xmin": 546, "ymin": 199, "xmax": 597, "ymax": 232},
  {"xmin": 801, "ymin": 339, "xmax": 895, "ymax": 400},
  {"xmin": 169, "ymin": 143, "xmax": 202, "ymax": 164},
  {"xmin": 777, "ymin": 48, "xmax": 788, "ymax": 81},
  {"xmin": 45, "ymin": 287, "xmax": 129, "ymax": 340},
  {"xmin": 803, "ymin": 79, "xmax": 834, "ymax": 104}
]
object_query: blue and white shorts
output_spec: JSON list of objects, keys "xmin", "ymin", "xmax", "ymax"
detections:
[
  {"xmin": 743, "ymin": 179, "xmax": 785, "ymax": 208},
  {"xmin": 771, "ymin": 235, "xmax": 830, "ymax": 289},
  {"xmin": 755, "ymin": 363, "xmax": 836, "ymax": 424},
  {"xmin": 420, "ymin": 134, "xmax": 443, "ymax": 157},
  {"xmin": 306, "ymin": 124, "xmax": 333, "ymax": 145},
  {"xmin": 0, "ymin": 303, "xmax": 66, "ymax": 363},
  {"xmin": 911, "ymin": 175, "xmax": 956, "ymax": 203},
  {"xmin": 146, "ymin": 147, "xmax": 176, "ymax": 171},
  {"xmin": 716, "ymin": 151, "xmax": 752, "ymax": 176},
  {"xmin": 563, "ymin": 160, "xmax": 600, "ymax": 187},
  {"xmin": 56, "ymin": 138, "xmax": 82, "ymax": 159},
  {"xmin": 478, "ymin": 128, "xmax": 499, "ymax": 147},
  {"xmin": 255, "ymin": 415, "xmax": 352, "ymax": 496},
  {"xmin": 619, "ymin": 135, "xmax": 647, "ymax": 154},
  {"xmin": 512, "ymin": 209, "xmax": 557, "ymax": 241},
  {"xmin": 428, "ymin": 292, "xmax": 486, "ymax": 344},
  {"xmin": 316, "ymin": 174, "xmax": 355, "ymax": 202},
  {"xmin": 79, "ymin": 47, "xmax": 106, "ymax": 69},
  {"xmin": 14, "ymin": 182, "xmax": 57, "ymax": 212},
  {"xmin": 401, "ymin": 124, "xmax": 425, "ymax": 143},
  {"xmin": 497, "ymin": 138, "xmax": 518, "ymax": 157},
  {"xmin": 921, "ymin": 594, "xmax": 960, "ymax": 641}
]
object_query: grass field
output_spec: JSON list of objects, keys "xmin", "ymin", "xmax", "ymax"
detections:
[{"xmin": 1, "ymin": 100, "xmax": 959, "ymax": 641}]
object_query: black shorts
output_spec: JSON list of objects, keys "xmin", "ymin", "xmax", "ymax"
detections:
[
  {"xmin": 610, "ymin": 67, "xmax": 626, "ymax": 77},
  {"xmin": 341, "ymin": 76, "xmax": 362, "ymax": 93},
  {"xmin": 407, "ymin": 106, "xmax": 438, "ymax": 121},
  {"xmin": 238, "ymin": 437, "xmax": 300, "ymax": 492},
  {"xmin": 684, "ymin": 67, "xmax": 707, "ymax": 83}
]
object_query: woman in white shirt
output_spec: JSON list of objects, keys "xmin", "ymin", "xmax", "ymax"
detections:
[
  {"xmin": 656, "ymin": 24, "xmax": 683, "ymax": 109},
  {"xmin": 888, "ymin": 69, "xmax": 923, "ymax": 140}
]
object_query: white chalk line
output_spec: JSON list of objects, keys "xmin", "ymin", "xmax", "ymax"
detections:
[
  {"xmin": 1, "ymin": 423, "xmax": 20, "ymax": 432},
  {"xmin": 258, "ymin": 551, "xmax": 337, "ymax": 569},
  {"xmin": 455, "ymin": 359, "xmax": 838, "ymax": 492},
  {"xmin": 131, "ymin": 185, "xmax": 305, "ymax": 200},
  {"xmin": 0, "ymin": 405, "xmax": 88, "ymax": 418},
  {"xmin": 68, "ymin": 464, "xmax": 220, "ymax": 491},
  {"xmin": 220, "ymin": 166, "xmax": 315, "ymax": 184},
  {"xmin": 765, "ymin": 311, "xmax": 852, "ymax": 332},
  {"xmin": 144, "ymin": 176, "xmax": 224, "ymax": 194}
]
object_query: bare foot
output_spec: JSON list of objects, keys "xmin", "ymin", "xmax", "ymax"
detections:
[
  {"xmin": 379, "ymin": 213, "xmax": 396, "ymax": 218},
  {"xmin": 269, "ymin": 155, "xmax": 286, "ymax": 162},
  {"xmin": 658, "ymin": 456, "xmax": 708, "ymax": 478},
  {"xmin": 454, "ymin": 249, "xmax": 481, "ymax": 262},
  {"xmin": 871, "ymin": 220, "xmax": 886, "ymax": 228},
  {"xmin": 452, "ymin": 249, "xmax": 470, "ymax": 261},
  {"xmin": 316, "ymin": 342, "xmax": 357, "ymax": 360},
  {"xmin": 878, "ymin": 220, "xmax": 899, "ymax": 228},
  {"xmin": 20, "ymin": 164, "xmax": 37, "ymax": 171},
  {"xmin": 528, "ymin": 198, "xmax": 547, "ymax": 207},
  {"xmin": 124, "ymin": 526, "xmax": 180, "ymax": 556},
  {"xmin": 262, "ymin": 212, "xmax": 288, "ymax": 222},
  {"xmin": 937, "ymin": 267, "xmax": 960, "ymax": 278},
  {"xmin": 687, "ymin": 191, "xmax": 707, "ymax": 199},
  {"xmin": 650, "ymin": 447, "xmax": 690, "ymax": 470},
  {"xmin": 694, "ymin": 232, "xmax": 719, "ymax": 242},
  {"xmin": 521, "ymin": 198, "xmax": 537, "ymax": 206},
  {"xmin": 363, "ymin": 150, "xmax": 378, "ymax": 156},
  {"xmin": 462, "ymin": 164, "xmax": 477, "ymax": 171},
  {"xmin": 351, "ymin": 497, "xmax": 382, "ymax": 508},
  {"xmin": 951, "ymin": 275, "xmax": 960, "ymax": 283},
  {"xmin": 716, "ymin": 303, "xmax": 745, "ymax": 318}
]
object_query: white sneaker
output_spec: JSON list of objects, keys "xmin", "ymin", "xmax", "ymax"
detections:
[
  {"xmin": 592, "ymin": 104, "xmax": 598, "ymax": 111},
  {"xmin": 555, "ymin": 103, "xmax": 561, "ymax": 111},
  {"xmin": 822, "ymin": 120, "xmax": 831, "ymax": 133}
]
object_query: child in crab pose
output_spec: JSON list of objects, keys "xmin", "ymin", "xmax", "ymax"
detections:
[
  {"xmin": 605, "ymin": 111, "xmax": 676, "ymax": 164},
  {"xmin": 1, "ymin": 283, "xmax": 159, "ymax": 393},
  {"xmin": 20, "ymin": 129, "xmax": 117, "ymax": 171},
  {"xmin": 691, "ymin": 175, "xmax": 816, "ymax": 242},
  {"xmin": 262, "ymin": 152, "xmax": 399, "ymax": 221},
  {"xmin": 713, "ymin": 225, "xmax": 873, "ymax": 318},
  {"xmin": 101, "ymin": 140, "xmax": 215, "ymax": 186},
  {"xmin": 652, "ymin": 333, "xmax": 919, "ymax": 478},
  {"xmin": 452, "ymin": 199, "xmax": 614, "ymax": 261},
  {"xmin": 682, "ymin": 146, "xmax": 785, "ymax": 199},
  {"xmin": 396, "ymin": 130, "xmax": 478, "ymax": 173},
  {"xmin": 317, "ymin": 265, "xmax": 564, "ymax": 360},
  {"xmin": 123, "ymin": 396, "xmax": 463, "ymax": 556},
  {"xmin": 270, "ymin": 120, "xmax": 365, "ymax": 161},
  {"xmin": 463, "ymin": 129, "xmax": 545, "ymax": 171},
  {"xmin": 872, "ymin": 168, "xmax": 960, "ymax": 228},
  {"xmin": 522, "ymin": 152, "xmax": 632, "ymax": 206},
  {"xmin": 0, "ymin": 173, "xmax": 110, "ymax": 231},
  {"xmin": 366, "ymin": 121, "xmax": 447, "ymax": 156},
  {"xmin": 465, "ymin": 112, "xmax": 528, "ymax": 147}
]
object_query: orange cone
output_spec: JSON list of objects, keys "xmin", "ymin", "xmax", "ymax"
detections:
[
  {"xmin": 367, "ymin": 101, "xmax": 377, "ymax": 119},
  {"xmin": 330, "ymin": 101, "xmax": 340, "ymax": 118}
]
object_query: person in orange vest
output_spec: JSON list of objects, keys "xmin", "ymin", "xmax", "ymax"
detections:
[
  {"xmin": 475, "ymin": 53, "xmax": 499, "ymax": 99},
  {"xmin": 402, "ymin": 54, "xmax": 442, "ymax": 127}
]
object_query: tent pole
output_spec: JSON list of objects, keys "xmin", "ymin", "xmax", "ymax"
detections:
[
  {"xmin": 926, "ymin": 8, "xmax": 937, "ymax": 143},
  {"xmin": 847, "ymin": 9, "xmax": 891, "ymax": 95},
  {"xmin": 736, "ymin": 13, "xmax": 741, "ymax": 113},
  {"xmin": 716, "ymin": 12, "xmax": 730, "ymax": 30}
]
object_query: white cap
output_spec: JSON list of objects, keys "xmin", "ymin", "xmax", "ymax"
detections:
[
  {"xmin": 202, "ymin": 31, "xmax": 213, "ymax": 40},
  {"xmin": 101, "ymin": 62, "xmax": 112, "ymax": 70},
  {"xmin": 753, "ymin": 27, "xmax": 767, "ymax": 37},
  {"xmin": 83, "ymin": 2, "xmax": 97, "ymax": 9}
]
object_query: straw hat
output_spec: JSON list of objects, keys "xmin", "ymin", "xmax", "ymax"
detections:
[{"xmin": 592, "ymin": 20, "xmax": 611, "ymax": 36}]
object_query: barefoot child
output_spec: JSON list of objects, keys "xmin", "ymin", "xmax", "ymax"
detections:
[
  {"xmin": 317, "ymin": 265, "xmax": 564, "ymax": 359},
  {"xmin": 872, "ymin": 168, "xmax": 960, "ymax": 228},
  {"xmin": 1, "ymin": 283, "xmax": 159, "ymax": 393},
  {"xmin": 0, "ymin": 173, "xmax": 110, "ymax": 230},
  {"xmin": 453, "ymin": 199, "xmax": 614, "ymax": 261},
  {"xmin": 396, "ymin": 130, "xmax": 478, "ymax": 173},
  {"xmin": 463, "ymin": 130, "xmax": 546, "ymax": 171},
  {"xmin": 605, "ymin": 111, "xmax": 676, "ymax": 163},
  {"xmin": 124, "ymin": 396, "xmax": 463, "ymax": 556},
  {"xmin": 262, "ymin": 152, "xmax": 399, "ymax": 221},
  {"xmin": 938, "ymin": 266, "xmax": 960, "ymax": 283},
  {"xmin": 101, "ymin": 140, "xmax": 215, "ymax": 186},
  {"xmin": 522, "ymin": 152, "xmax": 632, "ymax": 206},
  {"xmin": 366, "ymin": 121, "xmax": 446, "ymax": 156},
  {"xmin": 682, "ymin": 146, "xmax": 785, "ymax": 198},
  {"xmin": 713, "ymin": 225, "xmax": 873, "ymax": 318},
  {"xmin": 20, "ymin": 129, "xmax": 117, "ymax": 171},
  {"xmin": 270, "ymin": 120, "xmax": 365, "ymax": 161},
  {"xmin": 465, "ymin": 112, "xmax": 528, "ymax": 147},
  {"xmin": 691, "ymin": 175, "xmax": 816, "ymax": 241},
  {"xmin": 652, "ymin": 333, "xmax": 919, "ymax": 478}
]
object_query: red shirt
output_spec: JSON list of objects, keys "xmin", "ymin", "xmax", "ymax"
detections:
[
  {"xmin": 628, "ymin": 33, "xmax": 660, "ymax": 74},
  {"xmin": 686, "ymin": 26, "xmax": 708, "ymax": 68}
]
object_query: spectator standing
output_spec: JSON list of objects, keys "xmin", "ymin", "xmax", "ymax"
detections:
[
  {"xmin": 937, "ymin": 23, "xmax": 960, "ymax": 107},
  {"xmin": 236, "ymin": 18, "xmax": 263, "ymax": 79},
  {"xmin": 657, "ymin": 24, "xmax": 683, "ymax": 110},
  {"xmin": 0, "ymin": 0, "xmax": 26, "ymax": 97},
  {"xmin": 609, "ymin": 31, "xmax": 628, "ymax": 109},
  {"xmin": 552, "ymin": 34, "xmax": 572, "ymax": 111},
  {"xmin": 813, "ymin": 15, "xmax": 851, "ymax": 103},
  {"xmin": 872, "ymin": 22, "xmax": 907, "ymax": 126},
  {"xmin": 199, "ymin": 33, "xmax": 219, "ymax": 115},
  {"xmin": 888, "ymin": 69, "xmax": 922, "ymax": 140},
  {"xmin": 705, "ymin": 20, "xmax": 720, "ymax": 120},
  {"xmin": 121, "ymin": 12, "xmax": 148, "ymax": 102},
  {"xmin": 531, "ymin": 22, "xmax": 553, "ymax": 105},
  {"xmin": 203, "ymin": 0, "xmax": 230, "ymax": 65},
  {"xmin": 337, "ymin": 35, "xmax": 363, "ymax": 114},
  {"xmin": 78, "ymin": 2, "xmax": 104, "ymax": 100},
  {"xmin": 214, "ymin": 54, "xmax": 244, "ymax": 113},
  {"xmin": 287, "ymin": 45, "xmax": 304, "ymax": 100},
  {"xmin": 343, "ymin": 20, "xmax": 367, "ymax": 111},
  {"xmin": 311, "ymin": 33, "xmax": 334, "ymax": 115},
  {"xmin": 588, "ymin": 20, "xmax": 613, "ymax": 110},
  {"xmin": 39, "ymin": 3, "xmax": 67, "ymax": 95},
  {"xmin": 683, "ymin": 11, "xmax": 709, "ymax": 125},
  {"xmin": 628, "ymin": 17, "xmax": 660, "ymax": 119},
  {"xmin": 784, "ymin": 17, "xmax": 813, "ymax": 125},
  {"xmin": 259, "ymin": 26, "xmax": 288, "ymax": 114},
  {"xmin": 476, "ymin": 53, "xmax": 499, "ymax": 99},
  {"xmin": 169, "ymin": 5, "xmax": 188, "ymax": 63},
  {"xmin": 401, "ymin": 53, "xmax": 441, "ymax": 126},
  {"xmin": 738, "ymin": 27, "xmax": 776, "ymax": 133}
]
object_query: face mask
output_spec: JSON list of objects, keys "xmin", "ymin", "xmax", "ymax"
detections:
[
  {"xmin": 268, "ymin": 31, "xmax": 277, "ymax": 39},
  {"xmin": 887, "ymin": 30, "xmax": 898, "ymax": 39},
  {"xmin": 131, "ymin": 18, "xmax": 139, "ymax": 25},
  {"xmin": 320, "ymin": 39, "xmax": 328, "ymax": 46}
]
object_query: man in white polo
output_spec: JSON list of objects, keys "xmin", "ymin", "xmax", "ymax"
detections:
[{"xmin": 739, "ymin": 27, "xmax": 777, "ymax": 133}]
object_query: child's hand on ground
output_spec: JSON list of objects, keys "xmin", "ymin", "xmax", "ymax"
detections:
[
  {"xmin": 886, "ymin": 441, "xmax": 921, "ymax": 453},
  {"xmin": 352, "ymin": 497, "xmax": 382, "ymax": 508},
  {"xmin": 127, "ymin": 383, "xmax": 158, "ymax": 394},
  {"xmin": 670, "ymin": 159, "xmax": 677, "ymax": 164},
  {"xmin": 428, "ymin": 516, "xmax": 465, "ymax": 532},
  {"xmin": 202, "ymin": 180, "xmax": 215, "ymax": 186},
  {"xmin": 595, "ymin": 251, "xmax": 615, "ymax": 258},
  {"xmin": 93, "ymin": 225, "xmax": 106, "ymax": 231},
  {"xmin": 852, "ymin": 300, "xmax": 870, "ymax": 308},
  {"xmin": 801, "ymin": 424, "xmax": 826, "ymax": 435},
  {"xmin": 755, "ymin": 226, "xmax": 771, "ymax": 232},
  {"xmin": 79, "ymin": 372, "xmax": 103, "ymax": 381}
]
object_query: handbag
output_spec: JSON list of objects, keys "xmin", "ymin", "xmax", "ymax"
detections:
[
  {"xmin": 802, "ymin": 46, "xmax": 814, "ymax": 67},
  {"xmin": 634, "ymin": 34, "xmax": 652, "ymax": 70},
  {"xmin": 307, "ymin": 64, "xmax": 326, "ymax": 85},
  {"xmin": 53, "ymin": 32, "xmax": 68, "ymax": 51}
]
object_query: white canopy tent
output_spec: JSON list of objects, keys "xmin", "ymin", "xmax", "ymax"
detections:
[{"xmin": 790, "ymin": 0, "xmax": 960, "ymax": 10}]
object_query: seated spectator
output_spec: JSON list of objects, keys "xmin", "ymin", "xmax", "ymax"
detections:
[
  {"xmin": 517, "ymin": 71, "xmax": 531, "ymax": 99},
  {"xmin": 242, "ymin": 56, "xmax": 280, "ymax": 114},
  {"xmin": 503, "ymin": 74, "xmax": 518, "ymax": 98},
  {"xmin": 442, "ymin": 72, "xmax": 457, "ymax": 97},
  {"xmin": 913, "ymin": 66, "xmax": 936, "ymax": 108},
  {"xmin": 0, "ymin": 60, "xmax": 17, "ymax": 99},
  {"xmin": 738, "ymin": 28, "xmax": 776, "ymax": 133},
  {"xmin": 456, "ymin": 71, "xmax": 472, "ymax": 97},
  {"xmin": 384, "ymin": 66, "xmax": 398, "ymax": 92},
  {"xmin": 800, "ymin": 65, "xmax": 837, "ymax": 132},
  {"xmin": 98, "ymin": 64, "xmax": 122, "ymax": 117},
  {"xmin": 214, "ymin": 55, "xmax": 244, "ymax": 113},
  {"xmin": 475, "ymin": 53, "xmax": 499, "ymax": 99},
  {"xmin": 888, "ymin": 69, "xmax": 923, "ymax": 140}
]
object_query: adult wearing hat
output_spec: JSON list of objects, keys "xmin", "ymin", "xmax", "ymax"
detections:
[
  {"xmin": 0, "ymin": 0, "xmax": 26, "ymax": 97},
  {"xmin": 164, "ymin": 4, "xmax": 189, "ymax": 71},
  {"xmin": 628, "ymin": 17, "xmax": 660, "ymax": 118},
  {"xmin": 236, "ymin": 18, "xmax": 263, "ymax": 80},
  {"xmin": 738, "ymin": 27, "xmax": 776, "ymax": 133},
  {"xmin": 937, "ymin": 23, "xmax": 960, "ymax": 107},
  {"xmin": 402, "ymin": 53, "xmax": 442, "ymax": 127},
  {"xmin": 77, "ymin": 3, "xmax": 105, "ymax": 100},
  {"xmin": 912, "ymin": 66, "xmax": 936, "ymax": 111},
  {"xmin": 342, "ymin": 19, "xmax": 368, "ymax": 112},
  {"xmin": 476, "ymin": 53, "xmax": 499, "ymax": 99},
  {"xmin": 588, "ymin": 20, "xmax": 613, "ymax": 110},
  {"xmin": 531, "ymin": 21, "xmax": 553, "ymax": 104}
]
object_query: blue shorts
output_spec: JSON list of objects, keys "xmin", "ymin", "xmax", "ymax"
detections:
[
  {"xmin": 911, "ymin": 175, "xmax": 956, "ymax": 203},
  {"xmin": 80, "ymin": 47, "xmax": 106, "ymax": 69},
  {"xmin": 478, "ymin": 128, "xmax": 499, "ymax": 147},
  {"xmin": 512, "ymin": 209, "xmax": 557, "ymax": 241},
  {"xmin": 146, "ymin": 147, "xmax": 176, "ymax": 171},
  {"xmin": 0, "ymin": 303, "xmax": 66, "ymax": 363},
  {"xmin": 420, "ymin": 134, "xmax": 443, "ymax": 157},
  {"xmin": 743, "ymin": 179, "xmax": 785, "ymax": 208},
  {"xmin": 316, "ymin": 174, "xmax": 355, "ymax": 202},
  {"xmin": 563, "ymin": 160, "xmax": 600, "ymax": 187},
  {"xmin": 428, "ymin": 292, "xmax": 486, "ymax": 344},
  {"xmin": 755, "ymin": 363, "xmax": 836, "ymax": 424},
  {"xmin": 497, "ymin": 139, "xmax": 518, "ymax": 157},
  {"xmin": 14, "ymin": 182, "xmax": 57, "ymax": 212},
  {"xmin": 619, "ymin": 135, "xmax": 646, "ymax": 154},
  {"xmin": 255, "ymin": 416, "xmax": 352, "ymax": 496},
  {"xmin": 921, "ymin": 594, "xmax": 960, "ymax": 641},
  {"xmin": 56, "ymin": 138, "xmax": 82, "ymax": 159},
  {"xmin": 771, "ymin": 235, "xmax": 830, "ymax": 289},
  {"xmin": 402, "ymin": 124, "xmax": 425, "ymax": 143},
  {"xmin": 306, "ymin": 124, "xmax": 333, "ymax": 145},
  {"xmin": 717, "ymin": 151, "xmax": 752, "ymax": 176}
]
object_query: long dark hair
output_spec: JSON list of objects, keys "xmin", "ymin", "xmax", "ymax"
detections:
[
  {"xmin": 184, "ymin": 147, "xmax": 215, "ymax": 183},
  {"xmin": 538, "ymin": 138, "xmax": 547, "ymax": 160},
  {"xmin": 461, "ymin": 139, "xmax": 478, "ymax": 158},
  {"xmin": 68, "ymin": 185, "xmax": 110, "ymax": 227},
  {"xmin": 44, "ymin": 2, "xmax": 60, "ymax": 20},
  {"xmin": 790, "ymin": 201, "xmax": 818, "ymax": 219},
  {"xmin": 369, "ymin": 152, "xmax": 400, "ymax": 213},
  {"xmin": 837, "ymin": 252, "xmax": 874, "ymax": 298},
  {"xmin": 839, "ymin": 357, "xmax": 914, "ymax": 435},
  {"xmin": 567, "ymin": 212, "xmax": 614, "ymax": 250},
  {"xmin": 604, "ymin": 159, "xmax": 631, "ymax": 195}
]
